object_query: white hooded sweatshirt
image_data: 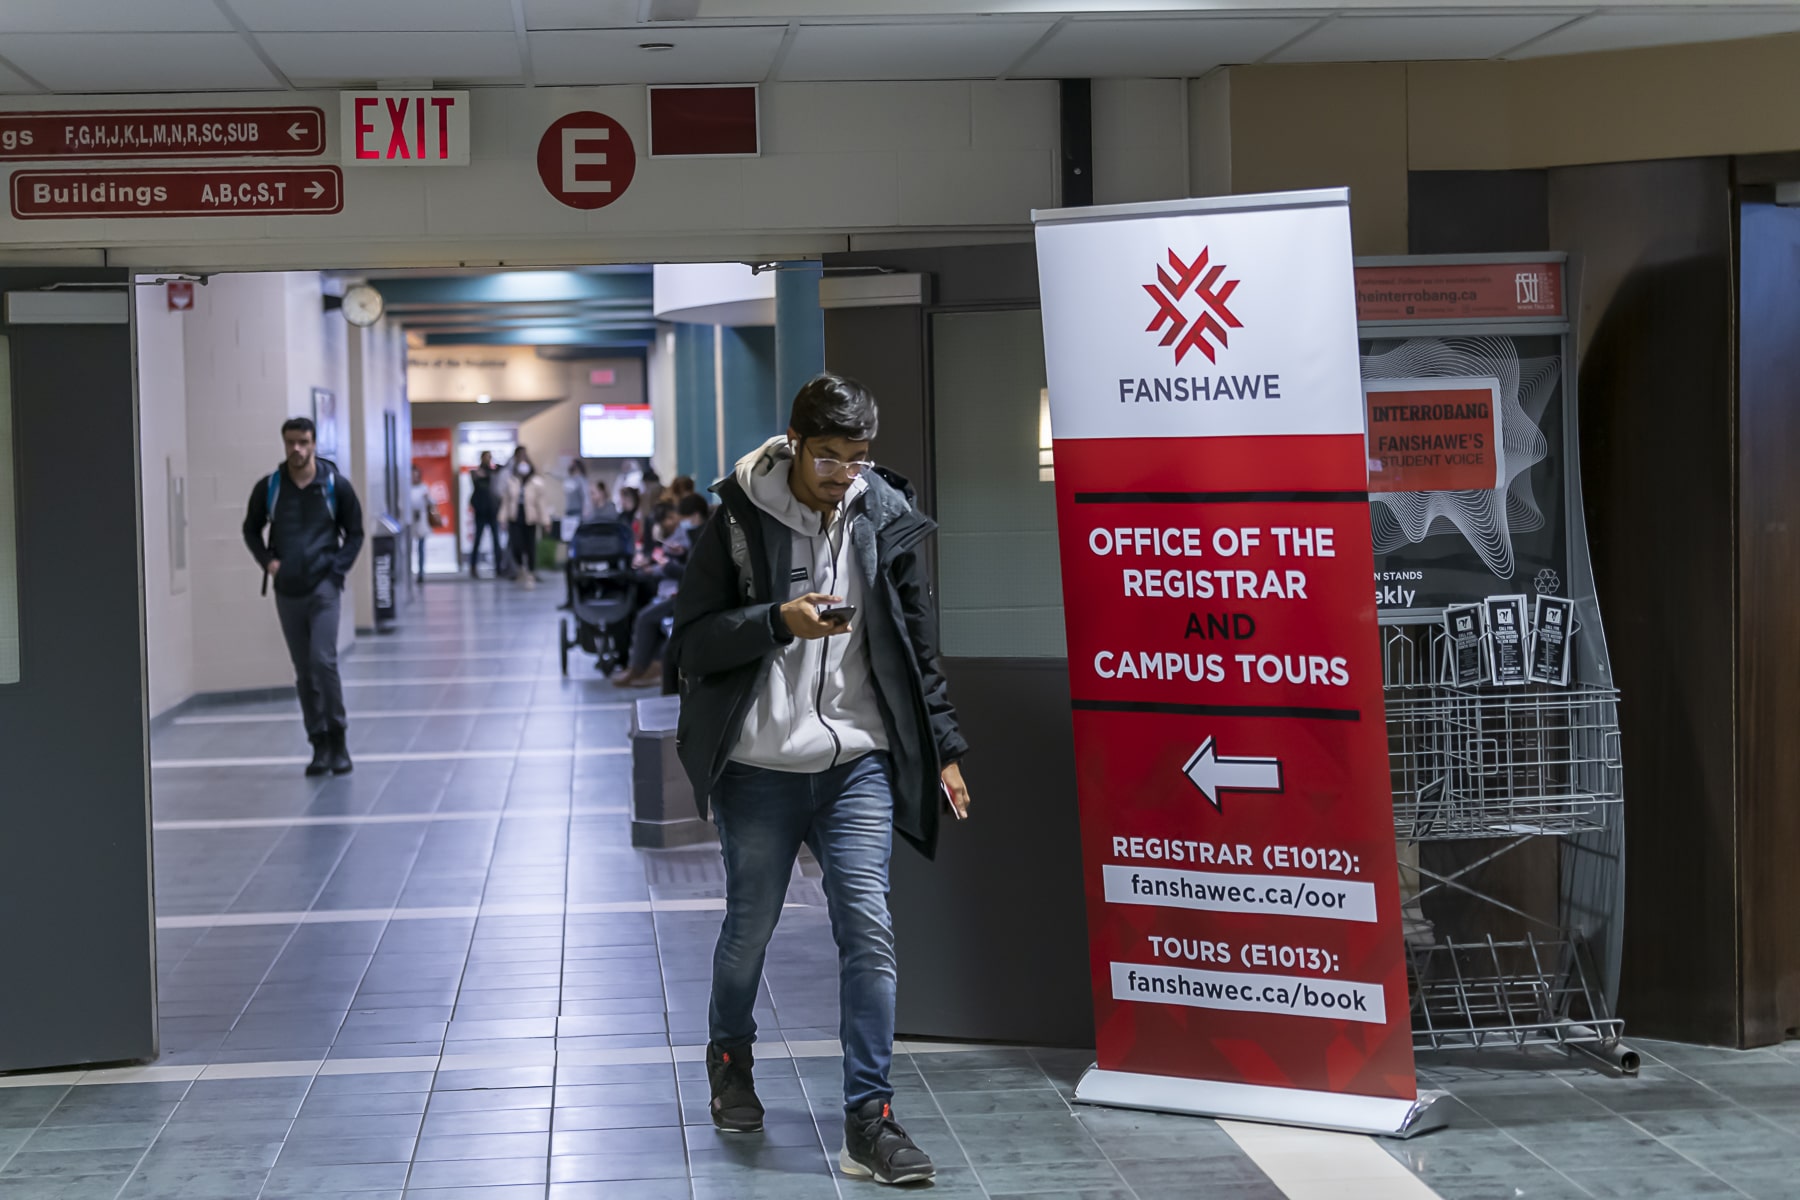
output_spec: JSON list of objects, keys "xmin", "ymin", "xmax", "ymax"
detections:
[{"xmin": 728, "ymin": 436, "xmax": 889, "ymax": 773}]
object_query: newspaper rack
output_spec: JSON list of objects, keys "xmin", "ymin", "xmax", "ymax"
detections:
[{"xmin": 1382, "ymin": 623, "xmax": 1637, "ymax": 1072}]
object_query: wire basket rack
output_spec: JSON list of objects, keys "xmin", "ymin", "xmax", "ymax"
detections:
[
  {"xmin": 1382, "ymin": 624, "xmax": 1623, "ymax": 841},
  {"xmin": 1409, "ymin": 933, "xmax": 1625, "ymax": 1055}
]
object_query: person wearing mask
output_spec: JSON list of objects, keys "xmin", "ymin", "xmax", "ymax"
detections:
[
  {"xmin": 670, "ymin": 374, "xmax": 970, "ymax": 1185},
  {"xmin": 242, "ymin": 417, "xmax": 365, "ymax": 777},
  {"xmin": 612, "ymin": 493, "xmax": 708, "ymax": 688},
  {"xmin": 468, "ymin": 450, "xmax": 502, "ymax": 580},
  {"xmin": 499, "ymin": 448, "xmax": 552, "ymax": 588},
  {"xmin": 407, "ymin": 465, "xmax": 438, "ymax": 585}
]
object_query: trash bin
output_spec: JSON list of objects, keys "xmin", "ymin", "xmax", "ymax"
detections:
[
  {"xmin": 630, "ymin": 695, "xmax": 714, "ymax": 848},
  {"xmin": 371, "ymin": 516, "xmax": 400, "ymax": 633}
]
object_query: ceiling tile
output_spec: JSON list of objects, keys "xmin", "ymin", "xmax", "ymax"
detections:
[
  {"xmin": 0, "ymin": 34, "xmax": 281, "ymax": 92},
  {"xmin": 1270, "ymin": 14, "xmax": 1575, "ymax": 63},
  {"xmin": 228, "ymin": 0, "xmax": 516, "ymax": 33},
  {"xmin": 522, "ymin": 0, "xmax": 640, "ymax": 30},
  {"xmin": 1013, "ymin": 16, "xmax": 1314, "ymax": 78},
  {"xmin": 1506, "ymin": 12, "xmax": 1800, "ymax": 59},
  {"xmin": 780, "ymin": 20, "xmax": 1056, "ymax": 82},
  {"xmin": 258, "ymin": 31, "xmax": 524, "ymax": 84},
  {"xmin": 0, "ymin": 58, "xmax": 39, "ymax": 92},
  {"xmin": 529, "ymin": 25, "xmax": 785, "ymax": 86},
  {"xmin": 0, "ymin": 0, "xmax": 230, "ymax": 34}
]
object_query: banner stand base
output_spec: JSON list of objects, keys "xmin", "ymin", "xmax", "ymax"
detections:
[{"xmin": 1073, "ymin": 1067, "xmax": 1450, "ymax": 1139}]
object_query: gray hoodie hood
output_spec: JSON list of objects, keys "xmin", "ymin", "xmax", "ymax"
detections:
[
  {"xmin": 727, "ymin": 435, "xmax": 886, "ymax": 774},
  {"xmin": 734, "ymin": 435, "xmax": 868, "ymax": 536}
]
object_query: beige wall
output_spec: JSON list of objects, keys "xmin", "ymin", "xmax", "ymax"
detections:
[
  {"xmin": 1219, "ymin": 63, "xmax": 1411, "ymax": 254},
  {"xmin": 1410, "ymin": 33, "xmax": 1800, "ymax": 172},
  {"xmin": 517, "ymin": 355, "xmax": 650, "ymax": 481},
  {"xmin": 1206, "ymin": 31, "xmax": 1800, "ymax": 255}
]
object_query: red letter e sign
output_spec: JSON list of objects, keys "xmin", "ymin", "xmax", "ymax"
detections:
[{"xmin": 537, "ymin": 112, "xmax": 636, "ymax": 210}]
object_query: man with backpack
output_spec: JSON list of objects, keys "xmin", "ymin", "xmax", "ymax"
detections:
[
  {"xmin": 670, "ymin": 374, "xmax": 971, "ymax": 1186},
  {"xmin": 242, "ymin": 417, "xmax": 365, "ymax": 776}
]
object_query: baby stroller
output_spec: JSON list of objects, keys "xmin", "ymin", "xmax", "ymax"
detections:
[{"xmin": 559, "ymin": 521, "xmax": 640, "ymax": 675}]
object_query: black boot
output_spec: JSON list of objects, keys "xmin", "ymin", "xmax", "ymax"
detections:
[
  {"xmin": 841, "ymin": 1098, "xmax": 935, "ymax": 1185},
  {"xmin": 706, "ymin": 1042, "xmax": 764, "ymax": 1133},
  {"xmin": 327, "ymin": 729, "xmax": 353, "ymax": 775},
  {"xmin": 305, "ymin": 736, "xmax": 331, "ymax": 777}
]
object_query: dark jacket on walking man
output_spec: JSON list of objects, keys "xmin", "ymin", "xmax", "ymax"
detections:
[
  {"xmin": 668, "ymin": 373, "xmax": 969, "ymax": 1187},
  {"xmin": 242, "ymin": 416, "xmax": 365, "ymax": 777}
]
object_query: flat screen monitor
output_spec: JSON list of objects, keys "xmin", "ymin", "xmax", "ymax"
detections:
[{"xmin": 579, "ymin": 404, "xmax": 654, "ymax": 458}]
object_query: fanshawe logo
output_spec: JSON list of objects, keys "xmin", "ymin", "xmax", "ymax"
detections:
[{"xmin": 1144, "ymin": 248, "xmax": 1242, "ymax": 365}]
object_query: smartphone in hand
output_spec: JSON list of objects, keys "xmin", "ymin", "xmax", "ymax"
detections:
[
  {"xmin": 816, "ymin": 604, "xmax": 857, "ymax": 626},
  {"xmin": 941, "ymin": 779, "xmax": 966, "ymax": 820}
]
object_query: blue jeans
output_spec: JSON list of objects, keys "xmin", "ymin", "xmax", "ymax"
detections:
[{"xmin": 709, "ymin": 753, "xmax": 897, "ymax": 1113}]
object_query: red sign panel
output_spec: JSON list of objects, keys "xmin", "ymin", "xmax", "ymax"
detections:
[
  {"xmin": 412, "ymin": 427, "xmax": 456, "ymax": 535},
  {"xmin": 537, "ymin": 112, "xmax": 636, "ymax": 211},
  {"xmin": 166, "ymin": 281, "xmax": 194, "ymax": 311},
  {"xmin": 0, "ymin": 107, "xmax": 324, "ymax": 161},
  {"xmin": 1054, "ymin": 434, "xmax": 1415, "ymax": 1102},
  {"xmin": 1364, "ymin": 378, "xmax": 1503, "ymax": 493},
  {"xmin": 1354, "ymin": 261, "xmax": 1563, "ymax": 322},
  {"xmin": 648, "ymin": 85, "xmax": 759, "ymax": 157},
  {"xmin": 11, "ymin": 167, "xmax": 343, "ymax": 219}
]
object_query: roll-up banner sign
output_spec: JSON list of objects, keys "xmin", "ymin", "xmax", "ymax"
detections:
[{"xmin": 1032, "ymin": 190, "xmax": 1443, "ymax": 1137}]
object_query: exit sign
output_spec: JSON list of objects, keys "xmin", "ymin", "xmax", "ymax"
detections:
[{"xmin": 342, "ymin": 91, "xmax": 469, "ymax": 166}]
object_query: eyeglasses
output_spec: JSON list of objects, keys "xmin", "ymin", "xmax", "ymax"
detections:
[{"xmin": 810, "ymin": 456, "xmax": 876, "ymax": 479}]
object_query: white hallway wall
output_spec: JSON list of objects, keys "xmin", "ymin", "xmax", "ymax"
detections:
[
  {"xmin": 136, "ymin": 288, "xmax": 193, "ymax": 717},
  {"xmin": 0, "ymin": 82, "xmax": 1067, "ymax": 270},
  {"xmin": 346, "ymin": 317, "xmax": 409, "ymax": 631},
  {"xmin": 141, "ymin": 271, "xmax": 400, "ymax": 717}
]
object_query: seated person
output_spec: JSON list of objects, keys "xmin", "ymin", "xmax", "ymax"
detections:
[{"xmin": 613, "ymin": 493, "xmax": 710, "ymax": 687}]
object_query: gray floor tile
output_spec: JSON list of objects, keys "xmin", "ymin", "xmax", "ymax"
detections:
[
  {"xmin": 405, "ymin": 1157, "xmax": 550, "ymax": 1189},
  {"xmin": 548, "ymin": 1181, "xmax": 692, "ymax": 1200},
  {"xmin": 126, "ymin": 583, "xmax": 1800, "ymax": 1200}
]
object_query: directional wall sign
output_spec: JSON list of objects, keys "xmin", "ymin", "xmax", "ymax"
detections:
[
  {"xmin": 11, "ymin": 167, "xmax": 343, "ymax": 219},
  {"xmin": 0, "ymin": 107, "xmax": 325, "ymax": 161}
]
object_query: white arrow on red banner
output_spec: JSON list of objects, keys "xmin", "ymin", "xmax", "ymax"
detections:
[{"xmin": 1182, "ymin": 737, "xmax": 1283, "ymax": 810}]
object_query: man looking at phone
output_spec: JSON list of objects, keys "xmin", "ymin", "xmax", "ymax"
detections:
[{"xmin": 671, "ymin": 373, "xmax": 970, "ymax": 1186}]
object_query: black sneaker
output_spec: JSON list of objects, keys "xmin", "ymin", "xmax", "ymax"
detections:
[
  {"xmin": 305, "ymin": 736, "xmax": 331, "ymax": 777},
  {"xmin": 707, "ymin": 1042, "xmax": 764, "ymax": 1133},
  {"xmin": 841, "ymin": 1098, "xmax": 935, "ymax": 1185}
]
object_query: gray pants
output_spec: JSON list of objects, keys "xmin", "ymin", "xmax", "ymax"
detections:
[{"xmin": 274, "ymin": 577, "xmax": 346, "ymax": 739}]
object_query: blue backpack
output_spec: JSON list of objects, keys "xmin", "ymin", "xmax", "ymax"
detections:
[{"xmin": 266, "ymin": 461, "xmax": 337, "ymax": 525}]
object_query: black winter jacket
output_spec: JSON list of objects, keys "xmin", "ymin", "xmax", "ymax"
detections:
[
  {"xmin": 242, "ymin": 459, "xmax": 365, "ymax": 597},
  {"xmin": 669, "ymin": 468, "xmax": 967, "ymax": 859}
]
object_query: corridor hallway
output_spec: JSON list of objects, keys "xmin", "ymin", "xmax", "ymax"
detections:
[
  {"xmin": 1, "ymin": 581, "xmax": 1292, "ymax": 1199},
  {"xmin": 8, "ymin": 582, "xmax": 1776, "ymax": 1199}
]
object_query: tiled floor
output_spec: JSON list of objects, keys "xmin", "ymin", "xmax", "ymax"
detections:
[{"xmin": 3, "ymin": 578, "xmax": 1799, "ymax": 1199}]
